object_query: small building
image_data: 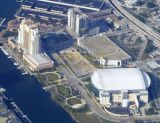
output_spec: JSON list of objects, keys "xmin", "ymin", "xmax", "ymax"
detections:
[
  {"xmin": 91, "ymin": 68, "xmax": 151, "ymax": 108},
  {"xmin": 7, "ymin": 37, "xmax": 17, "ymax": 49},
  {"xmin": 23, "ymin": 53, "xmax": 54, "ymax": 72},
  {"xmin": 77, "ymin": 34, "xmax": 132, "ymax": 67},
  {"xmin": 125, "ymin": 0, "xmax": 138, "ymax": 6},
  {"xmin": 22, "ymin": 1, "xmax": 34, "ymax": 9},
  {"xmin": 34, "ymin": 3, "xmax": 49, "ymax": 11},
  {"xmin": 50, "ymin": 6, "xmax": 64, "ymax": 14},
  {"xmin": 146, "ymin": 61, "xmax": 160, "ymax": 72},
  {"xmin": 114, "ymin": 19, "xmax": 128, "ymax": 30}
]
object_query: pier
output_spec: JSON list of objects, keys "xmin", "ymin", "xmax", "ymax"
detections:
[
  {"xmin": 0, "ymin": 18, "xmax": 6, "ymax": 26},
  {"xmin": 1, "ymin": 44, "xmax": 33, "ymax": 75},
  {"xmin": 0, "ymin": 91, "xmax": 32, "ymax": 123}
]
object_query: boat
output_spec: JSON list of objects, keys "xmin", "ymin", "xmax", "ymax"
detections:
[
  {"xmin": 7, "ymin": 56, "xmax": 12, "ymax": 59},
  {"xmin": 16, "ymin": 0, "xmax": 23, "ymax": 2},
  {"xmin": 22, "ymin": 71, "xmax": 28, "ymax": 75},
  {"xmin": 17, "ymin": 65, "xmax": 23, "ymax": 70},
  {"xmin": 0, "ymin": 88, "xmax": 6, "ymax": 93},
  {"xmin": 14, "ymin": 62, "xmax": 19, "ymax": 66},
  {"xmin": 1, "ymin": 48, "xmax": 9, "ymax": 56}
]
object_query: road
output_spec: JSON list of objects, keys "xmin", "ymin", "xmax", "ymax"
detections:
[
  {"xmin": 137, "ymin": 36, "xmax": 148, "ymax": 60},
  {"xmin": 109, "ymin": 0, "xmax": 160, "ymax": 46},
  {"xmin": 53, "ymin": 53, "xmax": 160, "ymax": 122}
]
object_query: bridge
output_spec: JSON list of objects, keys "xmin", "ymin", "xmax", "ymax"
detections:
[{"xmin": 109, "ymin": 0, "xmax": 160, "ymax": 47}]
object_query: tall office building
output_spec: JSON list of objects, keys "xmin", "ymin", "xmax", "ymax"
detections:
[
  {"xmin": 68, "ymin": 8, "xmax": 89, "ymax": 36},
  {"xmin": 18, "ymin": 19, "xmax": 41, "ymax": 55}
]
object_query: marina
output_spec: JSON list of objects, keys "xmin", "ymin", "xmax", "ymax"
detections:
[
  {"xmin": 0, "ymin": 47, "xmax": 9, "ymax": 56},
  {"xmin": 0, "ymin": 45, "xmax": 29, "ymax": 75},
  {"xmin": 0, "ymin": 90, "xmax": 32, "ymax": 123}
]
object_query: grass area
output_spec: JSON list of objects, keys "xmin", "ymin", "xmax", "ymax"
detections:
[
  {"xmin": 82, "ymin": 53, "xmax": 100, "ymax": 68},
  {"xmin": 50, "ymin": 89, "xmax": 116, "ymax": 123},
  {"xmin": 67, "ymin": 97, "xmax": 82, "ymax": 106},
  {"xmin": 44, "ymin": 72, "xmax": 59, "ymax": 82},
  {"xmin": 36, "ymin": 74, "xmax": 47, "ymax": 86},
  {"xmin": 57, "ymin": 85, "xmax": 71, "ymax": 98}
]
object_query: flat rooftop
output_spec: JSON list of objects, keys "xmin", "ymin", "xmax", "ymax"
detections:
[
  {"xmin": 146, "ymin": 61, "xmax": 160, "ymax": 69},
  {"xmin": 26, "ymin": 53, "xmax": 53, "ymax": 65},
  {"xmin": 22, "ymin": 1, "xmax": 34, "ymax": 7},
  {"xmin": 17, "ymin": 9, "xmax": 67, "ymax": 19},
  {"xmin": 80, "ymin": 35, "xmax": 131, "ymax": 60},
  {"xmin": 35, "ymin": 3, "xmax": 49, "ymax": 9},
  {"xmin": 50, "ymin": 5, "xmax": 65, "ymax": 12}
]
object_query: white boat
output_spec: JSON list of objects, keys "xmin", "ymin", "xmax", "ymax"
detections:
[
  {"xmin": 16, "ymin": 0, "xmax": 23, "ymax": 2},
  {"xmin": 7, "ymin": 56, "xmax": 12, "ymax": 59},
  {"xmin": 0, "ymin": 88, "xmax": 6, "ymax": 93},
  {"xmin": 14, "ymin": 62, "xmax": 18, "ymax": 66},
  {"xmin": 21, "ymin": 69, "xmax": 28, "ymax": 75},
  {"xmin": 1, "ymin": 48, "xmax": 9, "ymax": 56},
  {"xmin": 17, "ymin": 65, "xmax": 23, "ymax": 70}
]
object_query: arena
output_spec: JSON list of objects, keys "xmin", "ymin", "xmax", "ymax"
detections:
[{"xmin": 91, "ymin": 68, "xmax": 151, "ymax": 108}]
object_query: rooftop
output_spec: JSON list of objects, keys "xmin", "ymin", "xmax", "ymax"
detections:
[
  {"xmin": 35, "ymin": 3, "xmax": 49, "ymax": 9},
  {"xmin": 22, "ymin": 1, "xmax": 34, "ymax": 7},
  {"xmin": 80, "ymin": 35, "xmax": 131, "ymax": 60},
  {"xmin": 26, "ymin": 53, "xmax": 53, "ymax": 66},
  {"xmin": 146, "ymin": 61, "xmax": 160, "ymax": 69},
  {"xmin": 17, "ymin": 9, "xmax": 67, "ymax": 19},
  {"xmin": 50, "ymin": 5, "xmax": 65, "ymax": 12},
  {"xmin": 91, "ymin": 68, "xmax": 151, "ymax": 91}
]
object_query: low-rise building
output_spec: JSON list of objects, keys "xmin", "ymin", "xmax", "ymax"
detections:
[
  {"xmin": 50, "ymin": 6, "xmax": 64, "ymax": 14},
  {"xmin": 23, "ymin": 53, "xmax": 54, "ymax": 72},
  {"xmin": 22, "ymin": 1, "xmax": 34, "ymax": 9},
  {"xmin": 34, "ymin": 3, "xmax": 49, "ymax": 11},
  {"xmin": 77, "ymin": 34, "xmax": 132, "ymax": 67},
  {"xmin": 146, "ymin": 61, "xmax": 160, "ymax": 72}
]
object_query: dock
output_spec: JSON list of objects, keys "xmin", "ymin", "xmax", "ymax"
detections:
[
  {"xmin": 0, "ymin": 18, "xmax": 6, "ymax": 26},
  {"xmin": 1, "ymin": 44, "xmax": 33, "ymax": 75},
  {"xmin": 0, "ymin": 91, "xmax": 32, "ymax": 123}
]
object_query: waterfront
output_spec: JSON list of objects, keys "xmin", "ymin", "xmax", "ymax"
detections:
[
  {"xmin": 0, "ymin": 0, "xmax": 75, "ymax": 123},
  {"xmin": 0, "ymin": 48, "xmax": 75, "ymax": 123}
]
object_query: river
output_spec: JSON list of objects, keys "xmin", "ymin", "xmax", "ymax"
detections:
[{"xmin": 0, "ymin": 0, "xmax": 75, "ymax": 123}]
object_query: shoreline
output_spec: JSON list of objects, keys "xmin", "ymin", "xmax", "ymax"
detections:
[{"xmin": 1, "ymin": 46, "xmax": 77, "ymax": 123}]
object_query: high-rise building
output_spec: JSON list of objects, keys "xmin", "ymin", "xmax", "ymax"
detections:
[
  {"xmin": 68, "ymin": 8, "xmax": 89, "ymax": 36},
  {"xmin": 18, "ymin": 19, "xmax": 41, "ymax": 55}
]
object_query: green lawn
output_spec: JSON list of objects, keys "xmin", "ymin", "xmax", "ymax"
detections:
[
  {"xmin": 44, "ymin": 72, "xmax": 60, "ymax": 82},
  {"xmin": 67, "ymin": 97, "xmax": 82, "ymax": 106},
  {"xmin": 57, "ymin": 85, "xmax": 71, "ymax": 97}
]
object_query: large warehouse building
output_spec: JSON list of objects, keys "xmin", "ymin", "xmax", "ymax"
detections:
[
  {"xmin": 77, "ymin": 34, "xmax": 132, "ymax": 67},
  {"xmin": 91, "ymin": 68, "xmax": 151, "ymax": 108}
]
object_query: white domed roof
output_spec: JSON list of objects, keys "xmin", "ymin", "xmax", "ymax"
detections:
[{"xmin": 91, "ymin": 68, "xmax": 151, "ymax": 91}]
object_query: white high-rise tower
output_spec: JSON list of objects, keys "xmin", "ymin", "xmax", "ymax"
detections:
[{"xmin": 18, "ymin": 19, "xmax": 41, "ymax": 55}]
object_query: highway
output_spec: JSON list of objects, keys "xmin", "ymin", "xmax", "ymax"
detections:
[{"xmin": 108, "ymin": 0, "xmax": 160, "ymax": 46}]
